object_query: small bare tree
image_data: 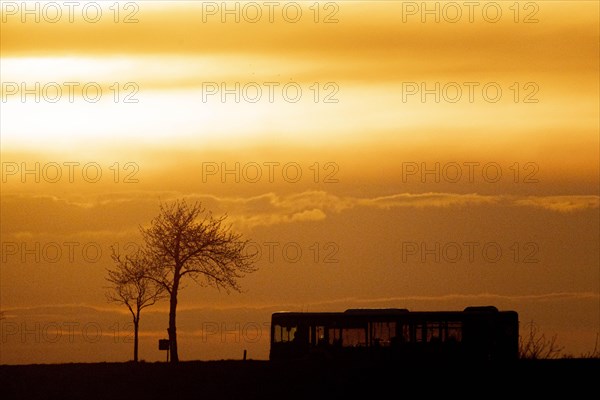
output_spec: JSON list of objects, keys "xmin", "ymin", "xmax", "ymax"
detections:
[
  {"xmin": 142, "ymin": 199, "xmax": 257, "ymax": 363},
  {"xmin": 106, "ymin": 249, "xmax": 166, "ymax": 362},
  {"xmin": 519, "ymin": 321, "xmax": 564, "ymax": 359}
]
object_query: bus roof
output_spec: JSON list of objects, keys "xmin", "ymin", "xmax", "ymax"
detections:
[{"xmin": 272, "ymin": 306, "xmax": 513, "ymax": 318}]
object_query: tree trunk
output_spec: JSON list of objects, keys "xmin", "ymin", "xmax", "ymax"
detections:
[
  {"xmin": 168, "ymin": 278, "xmax": 180, "ymax": 363},
  {"xmin": 133, "ymin": 317, "xmax": 139, "ymax": 362}
]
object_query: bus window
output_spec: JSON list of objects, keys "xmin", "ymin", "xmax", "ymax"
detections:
[
  {"xmin": 447, "ymin": 322, "xmax": 462, "ymax": 342},
  {"xmin": 342, "ymin": 327, "xmax": 367, "ymax": 347},
  {"xmin": 310, "ymin": 326, "xmax": 326, "ymax": 346},
  {"xmin": 274, "ymin": 324, "xmax": 297, "ymax": 343},
  {"xmin": 328, "ymin": 327, "xmax": 342, "ymax": 346},
  {"xmin": 401, "ymin": 324, "xmax": 410, "ymax": 342},
  {"xmin": 415, "ymin": 323, "xmax": 425, "ymax": 343},
  {"xmin": 371, "ymin": 322, "xmax": 396, "ymax": 346},
  {"xmin": 427, "ymin": 322, "xmax": 443, "ymax": 342}
]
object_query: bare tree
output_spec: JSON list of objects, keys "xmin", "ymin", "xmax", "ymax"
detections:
[
  {"xmin": 141, "ymin": 199, "xmax": 257, "ymax": 363},
  {"xmin": 519, "ymin": 321, "xmax": 564, "ymax": 359},
  {"xmin": 106, "ymin": 249, "xmax": 166, "ymax": 362}
]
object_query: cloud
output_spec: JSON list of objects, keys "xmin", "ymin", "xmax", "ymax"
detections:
[
  {"xmin": 2, "ymin": 2, "xmax": 595, "ymax": 80},
  {"xmin": 212, "ymin": 191, "xmax": 599, "ymax": 229},
  {"xmin": 2, "ymin": 191, "xmax": 598, "ymax": 234},
  {"xmin": 325, "ymin": 292, "xmax": 600, "ymax": 305},
  {"xmin": 290, "ymin": 208, "xmax": 327, "ymax": 222},
  {"xmin": 357, "ymin": 192, "xmax": 498, "ymax": 209},
  {"xmin": 4, "ymin": 291, "xmax": 597, "ymax": 319},
  {"xmin": 513, "ymin": 195, "xmax": 600, "ymax": 213},
  {"xmin": 220, "ymin": 192, "xmax": 599, "ymax": 228}
]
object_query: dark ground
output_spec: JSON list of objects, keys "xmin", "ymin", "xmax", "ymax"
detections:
[{"xmin": 1, "ymin": 359, "xmax": 598, "ymax": 399}]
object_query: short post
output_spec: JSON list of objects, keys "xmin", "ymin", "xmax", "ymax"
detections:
[
  {"xmin": 243, "ymin": 349, "xmax": 247, "ymax": 361},
  {"xmin": 158, "ymin": 339, "xmax": 170, "ymax": 362}
]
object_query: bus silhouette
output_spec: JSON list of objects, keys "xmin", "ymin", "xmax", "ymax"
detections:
[{"xmin": 270, "ymin": 306, "xmax": 518, "ymax": 362}]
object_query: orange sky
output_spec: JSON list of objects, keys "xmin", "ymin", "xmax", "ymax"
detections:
[{"xmin": 1, "ymin": 1, "xmax": 599, "ymax": 364}]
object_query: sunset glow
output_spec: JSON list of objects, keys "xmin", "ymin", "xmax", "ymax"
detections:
[{"xmin": 0, "ymin": 1, "xmax": 598, "ymax": 364}]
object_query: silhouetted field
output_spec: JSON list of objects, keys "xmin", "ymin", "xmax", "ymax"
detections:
[{"xmin": 1, "ymin": 359, "xmax": 598, "ymax": 399}]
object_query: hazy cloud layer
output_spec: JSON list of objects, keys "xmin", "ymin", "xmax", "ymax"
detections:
[
  {"xmin": 2, "ymin": 291, "xmax": 598, "ymax": 363},
  {"xmin": 2, "ymin": 191, "xmax": 598, "ymax": 235}
]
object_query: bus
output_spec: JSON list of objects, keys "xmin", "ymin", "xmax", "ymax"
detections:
[{"xmin": 270, "ymin": 306, "xmax": 518, "ymax": 362}]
